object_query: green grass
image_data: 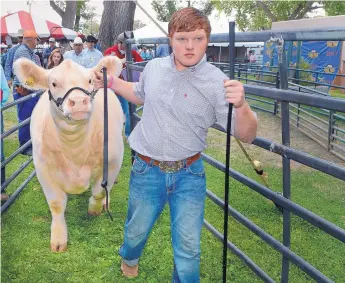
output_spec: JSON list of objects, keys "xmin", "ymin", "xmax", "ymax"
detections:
[
  {"xmin": 1, "ymin": 105, "xmax": 345, "ymax": 282},
  {"xmin": 330, "ymin": 90, "xmax": 345, "ymax": 99}
]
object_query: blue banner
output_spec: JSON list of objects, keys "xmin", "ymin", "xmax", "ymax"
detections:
[{"xmin": 263, "ymin": 40, "xmax": 341, "ymax": 86}]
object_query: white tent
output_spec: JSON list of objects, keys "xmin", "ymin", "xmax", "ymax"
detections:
[
  {"xmin": 133, "ymin": 21, "xmax": 263, "ymax": 48},
  {"xmin": 133, "ymin": 22, "xmax": 169, "ymax": 39}
]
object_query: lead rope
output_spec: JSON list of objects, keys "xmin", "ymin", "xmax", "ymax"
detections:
[
  {"xmin": 100, "ymin": 67, "xmax": 113, "ymax": 221},
  {"xmin": 223, "ymin": 21, "xmax": 235, "ymax": 283}
]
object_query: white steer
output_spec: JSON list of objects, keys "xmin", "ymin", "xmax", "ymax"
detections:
[{"xmin": 14, "ymin": 56, "xmax": 124, "ymax": 252}]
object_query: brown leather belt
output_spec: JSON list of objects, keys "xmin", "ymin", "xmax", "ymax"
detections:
[{"xmin": 137, "ymin": 153, "xmax": 201, "ymax": 173}]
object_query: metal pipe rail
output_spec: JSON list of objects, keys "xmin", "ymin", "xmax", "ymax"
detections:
[
  {"xmin": 289, "ymin": 112, "xmax": 329, "ymax": 133},
  {"xmin": 202, "ymin": 153, "xmax": 345, "ymax": 243},
  {"xmin": 1, "ymin": 157, "xmax": 33, "ymax": 191},
  {"xmin": 1, "ymin": 170, "xmax": 36, "ymax": 213},
  {"xmin": 1, "ymin": 91, "xmax": 43, "ymax": 112},
  {"xmin": 1, "ymin": 118, "xmax": 31, "ymax": 140},
  {"xmin": 1, "ymin": 141, "xmax": 32, "ymax": 169},
  {"xmin": 126, "ymin": 27, "xmax": 345, "ymax": 45},
  {"xmin": 252, "ymin": 137, "xmax": 345, "ymax": 181},
  {"xmin": 203, "ymin": 219, "xmax": 276, "ymax": 283},
  {"xmin": 289, "ymin": 105, "xmax": 329, "ymax": 125},
  {"xmin": 288, "ymin": 77, "xmax": 345, "ymax": 90},
  {"xmin": 244, "ymin": 85, "xmax": 345, "ymax": 112},
  {"xmin": 205, "ymin": 190, "xmax": 335, "ymax": 283}
]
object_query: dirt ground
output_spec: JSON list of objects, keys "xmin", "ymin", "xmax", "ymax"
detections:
[{"xmin": 207, "ymin": 111, "xmax": 345, "ymax": 170}]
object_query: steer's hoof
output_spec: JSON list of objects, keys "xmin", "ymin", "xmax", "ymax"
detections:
[
  {"xmin": 50, "ymin": 242, "xmax": 67, "ymax": 252},
  {"xmin": 88, "ymin": 210, "xmax": 102, "ymax": 216}
]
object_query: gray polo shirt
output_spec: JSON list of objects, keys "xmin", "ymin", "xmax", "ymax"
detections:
[{"xmin": 129, "ymin": 54, "xmax": 235, "ymax": 161}]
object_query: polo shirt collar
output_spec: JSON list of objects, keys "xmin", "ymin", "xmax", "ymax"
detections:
[{"xmin": 170, "ymin": 53, "xmax": 206, "ymax": 73}]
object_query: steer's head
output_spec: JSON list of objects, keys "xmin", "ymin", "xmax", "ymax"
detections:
[{"xmin": 14, "ymin": 56, "xmax": 123, "ymax": 122}]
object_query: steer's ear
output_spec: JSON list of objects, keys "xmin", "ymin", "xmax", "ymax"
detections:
[
  {"xmin": 13, "ymin": 58, "xmax": 49, "ymax": 90},
  {"xmin": 92, "ymin": 56, "xmax": 123, "ymax": 78}
]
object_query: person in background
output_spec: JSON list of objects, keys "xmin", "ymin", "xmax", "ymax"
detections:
[
  {"xmin": 43, "ymin": 37, "xmax": 57, "ymax": 67},
  {"xmin": 104, "ymin": 32, "xmax": 143, "ymax": 140},
  {"xmin": 94, "ymin": 41, "xmax": 102, "ymax": 52},
  {"xmin": 249, "ymin": 50, "xmax": 256, "ymax": 63},
  {"xmin": 1, "ymin": 65, "xmax": 11, "ymax": 201},
  {"xmin": 47, "ymin": 48, "xmax": 64, "ymax": 69},
  {"xmin": 1, "ymin": 46, "xmax": 8, "ymax": 69},
  {"xmin": 104, "ymin": 32, "xmax": 143, "ymax": 63},
  {"xmin": 4, "ymin": 29, "xmax": 25, "ymax": 87},
  {"xmin": 83, "ymin": 35, "xmax": 103, "ymax": 68},
  {"xmin": 140, "ymin": 46, "xmax": 152, "ymax": 60},
  {"xmin": 94, "ymin": 7, "xmax": 257, "ymax": 281},
  {"xmin": 63, "ymin": 37, "xmax": 85, "ymax": 67},
  {"xmin": 35, "ymin": 48, "xmax": 44, "ymax": 67},
  {"xmin": 155, "ymin": 43, "xmax": 170, "ymax": 58},
  {"xmin": 12, "ymin": 30, "xmax": 42, "ymax": 156}
]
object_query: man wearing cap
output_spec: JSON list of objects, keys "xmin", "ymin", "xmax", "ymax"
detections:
[
  {"xmin": 43, "ymin": 37, "xmax": 57, "ymax": 67},
  {"xmin": 82, "ymin": 35, "xmax": 103, "ymax": 68},
  {"xmin": 4, "ymin": 29, "xmax": 24, "ymax": 87},
  {"xmin": 12, "ymin": 30, "xmax": 42, "ymax": 156},
  {"xmin": 63, "ymin": 37, "xmax": 86, "ymax": 67},
  {"xmin": 104, "ymin": 32, "xmax": 143, "ymax": 140},
  {"xmin": 104, "ymin": 32, "xmax": 143, "ymax": 63}
]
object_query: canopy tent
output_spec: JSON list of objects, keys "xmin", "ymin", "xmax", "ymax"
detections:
[
  {"xmin": 133, "ymin": 22, "xmax": 169, "ymax": 39},
  {"xmin": 133, "ymin": 21, "xmax": 263, "ymax": 48},
  {"xmin": 1, "ymin": 11, "xmax": 78, "ymax": 40}
]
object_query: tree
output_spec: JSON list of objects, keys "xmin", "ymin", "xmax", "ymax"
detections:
[
  {"xmin": 98, "ymin": 1, "xmax": 136, "ymax": 51},
  {"xmin": 323, "ymin": 1, "xmax": 345, "ymax": 16},
  {"xmin": 76, "ymin": 4, "xmax": 98, "ymax": 35},
  {"xmin": 49, "ymin": 0, "xmax": 77, "ymax": 29},
  {"xmin": 80, "ymin": 19, "xmax": 100, "ymax": 36},
  {"xmin": 74, "ymin": 1, "xmax": 87, "ymax": 31},
  {"xmin": 133, "ymin": 19, "xmax": 146, "ymax": 30},
  {"xmin": 151, "ymin": 0, "xmax": 214, "ymax": 22},
  {"xmin": 214, "ymin": 1, "xmax": 345, "ymax": 31}
]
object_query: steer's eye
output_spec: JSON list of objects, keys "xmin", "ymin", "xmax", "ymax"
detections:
[
  {"xmin": 52, "ymin": 82, "xmax": 56, "ymax": 87},
  {"xmin": 89, "ymin": 79, "xmax": 92, "ymax": 84}
]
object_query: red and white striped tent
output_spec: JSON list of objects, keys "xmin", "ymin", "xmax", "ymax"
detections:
[{"xmin": 1, "ymin": 11, "xmax": 79, "ymax": 40}]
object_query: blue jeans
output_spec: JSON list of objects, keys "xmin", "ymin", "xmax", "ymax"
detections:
[
  {"xmin": 13, "ymin": 90, "xmax": 39, "ymax": 148},
  {"xmin": 119, "ymin": 155, "xmax": 206, "ymax": 283},
  {"xmin": 1, "ymin": 112, "xmax": 5, "ymax": 187},
  {"xmin": 116, "ymin": 94, "xmax": 131, "ymax": 138}
]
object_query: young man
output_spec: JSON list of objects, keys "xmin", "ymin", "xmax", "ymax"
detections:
[
  {"xmin": 94, "ymin": 7, "xmax": 257, "ymax": 282},
  {"xmin": 104, "ymin": 32, "xmax": 144, "ymax": 139},
  {"xmin": 83, "ymin": 35, "xmax": 103, "ymax": 68}
]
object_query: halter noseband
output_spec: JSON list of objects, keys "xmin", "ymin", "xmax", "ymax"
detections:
[{"xmin": 48, "ymin": 87, "xmax": 97, "ymax": 112}]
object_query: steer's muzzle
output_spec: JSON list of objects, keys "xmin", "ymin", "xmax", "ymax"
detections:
[{"xmin": 64, "ymin": 95, "xmax": 92, "ymax": 121}]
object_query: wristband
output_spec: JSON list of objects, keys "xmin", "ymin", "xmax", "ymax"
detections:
[{"xmin": 107, "ymin": 75, "xmax": 114, "ymax": 88}]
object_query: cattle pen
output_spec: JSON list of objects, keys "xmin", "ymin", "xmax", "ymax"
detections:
[{"xmin": 2, "ymin": 26, "xmax": 345, "ymax": 282}]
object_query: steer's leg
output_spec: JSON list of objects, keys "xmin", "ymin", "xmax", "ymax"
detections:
[
  {"xmin": 88, "ymin": 178, "xmax": 105, "ymax": 216},
  {"xmin": 88, "ymin": 164, "xmax": 119, "ymax": 215},
  {"xmin": 44, "ymin": 188, "xmax": 68, "ymax": 252}
]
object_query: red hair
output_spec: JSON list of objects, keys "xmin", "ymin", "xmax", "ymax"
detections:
[{"xmin": 168, "ymin": 7, "xmax": 211, "ymax": 38}]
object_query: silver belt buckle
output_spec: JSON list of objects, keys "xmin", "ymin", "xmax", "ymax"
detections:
[{"xmin": 159, "ymin": 161, "xmax": 183, "ymax": 173}]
